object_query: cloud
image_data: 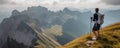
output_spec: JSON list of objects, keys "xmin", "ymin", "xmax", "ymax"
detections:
[
  {"xmin": 0, "ymin": 0, "xmax": 119, "ymax": 11},
  {"xmin": 102, "ymin": 0, "xmax": 120, "ymax": 5},
  {"xmin": 0, "ymin": 0, "xmax": 9, "ymax": 4},
  {"xmin": 0, "ymin": 0, "xmax": 17, "ymax": 5}
]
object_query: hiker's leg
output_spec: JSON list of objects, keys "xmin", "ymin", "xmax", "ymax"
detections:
[
  {"xmin": 93, "ymin": 23, "xmax": 98, "ymax": 38},
  {"xmin": 97, "ymin": 30, "xmax": 100, "ymax": 37},
  {"xmin": 93, "ymin": 31, "xmax": 97, "ymax": 38},
  {"xmin": 97, "ymin": 24, "xmax": 100, "ymax": 37},
  {"xmin": 95, "ymin": 31, "xmax": 99, "ymax": 38}
]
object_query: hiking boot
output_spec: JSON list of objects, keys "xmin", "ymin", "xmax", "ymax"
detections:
[{"xmin": 92, "ymin": 36, "xmax": 97, "ymax": 41}]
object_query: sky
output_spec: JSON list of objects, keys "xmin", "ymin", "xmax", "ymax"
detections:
[
  {"xmin": 0, "ymin": 0, "xmax": 120, "ymax": 22},
  {"xmin": 0, "ymin": 0, "xmax": 120, "ymax": 11}
]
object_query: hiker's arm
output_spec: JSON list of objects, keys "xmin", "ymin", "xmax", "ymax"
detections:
[
  {"xmin": 90, "ymin": 17, "xmax": 92, "ymax": 20},
  {"xmin": 90, "ymin": 17, "xmax": 93, "ymax": 22}
]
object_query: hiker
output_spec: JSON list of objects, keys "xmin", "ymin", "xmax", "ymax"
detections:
[{"xmin": 91, "ymin": 8, "xmax": 104, "ymax": 39}]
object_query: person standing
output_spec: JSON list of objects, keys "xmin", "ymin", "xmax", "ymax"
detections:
[{"xmin": 91, "ymin": 8, "xmax": 104, "ymax": 39}]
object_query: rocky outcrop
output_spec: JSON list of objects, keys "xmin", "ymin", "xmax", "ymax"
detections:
[{"xmin": 0, "ymin": 13, "xmax": 38, "ymax": 48}]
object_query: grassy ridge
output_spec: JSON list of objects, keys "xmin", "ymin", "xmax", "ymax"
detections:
[{"xmin": 60, "ymin": 22, "xmax": 120, "ymax": 48}]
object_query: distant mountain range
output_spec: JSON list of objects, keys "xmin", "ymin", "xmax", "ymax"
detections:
[{"xmin": 0, "ymin": 6, "xmax": 120, "ymax": 48}]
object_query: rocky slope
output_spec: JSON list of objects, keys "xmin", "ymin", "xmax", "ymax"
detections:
[{"xmin": 0, "ymin": 10, "xmax": 61, "ymax": 48}]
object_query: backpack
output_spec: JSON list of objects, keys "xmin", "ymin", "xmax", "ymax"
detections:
[{"xmin": 100, "ymin": 14, "xmax": 104, "ymax": 24}]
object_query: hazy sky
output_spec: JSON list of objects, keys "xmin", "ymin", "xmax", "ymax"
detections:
[{"xmin": 0, "ymin": 0, "xmax": 120, "ymax": 11}]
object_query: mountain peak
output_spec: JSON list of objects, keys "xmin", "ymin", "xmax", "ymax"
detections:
[
  {"xmin": 12, "ymin": 9, "xmax": 20, "ymax": 16},
  {"xmin": 63, "ymin": 8, "xmax": 71, "ymax": 12},
  {"xmin": 27, "ymin": 6, "xmax": 48, "ymax": 12}
]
